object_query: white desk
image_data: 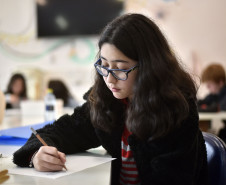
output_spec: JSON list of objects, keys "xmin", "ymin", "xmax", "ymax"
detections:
[
  {"xmin": 0, "ymin": 109, "xmax": 111, "ymax": 185},
  {"xmin": 199, "ymin": 112, "xmax": 226, "ymax": 133},
  {"xmin": 0, "ymin": 146, "xmax": 111, "ymax": 185},
  {"xmin": 0, "ymin": 108, "xmax": 74, "ymax": 130},
  {"xmin": 199, "ymin": 112, "xmax": 226, "ymax": 121}
]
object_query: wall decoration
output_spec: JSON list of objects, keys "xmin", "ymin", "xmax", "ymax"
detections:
[
  {"xmin": 69, "ymin": 38, "xmax": 97, "ymax": 64},
  {"xmin": 0, "ymin": 39, "xmax": 70, "ymax": 62}
]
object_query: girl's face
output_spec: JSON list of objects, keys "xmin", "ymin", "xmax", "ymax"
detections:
[
  {"xmin": 100, "ymin": 43, "xmax": 138, "ymax": 100},
  {"xmin": 206, "ymin": 80, "xmax": 224, "ymax": 94},
  {"xmin": 12, "ymin": 79, "xmax": 24, "ymax": 95}
]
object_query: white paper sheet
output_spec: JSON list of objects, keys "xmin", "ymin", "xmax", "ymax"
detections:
[{"xmin": 9, "ymin": 155, "xmax": 115, "ymax": 179}]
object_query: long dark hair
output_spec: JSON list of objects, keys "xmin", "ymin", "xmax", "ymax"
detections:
[
  {"xmin": 6, "ymin": 73, "xmax": 27, "ymax": 98},
  {"xmin": 48, "ymin": 80, "xmax": 72, "ymax": 106},
  {"xmin": 89, "ymin": 13, "xmax": 197, "ymax": 141}
]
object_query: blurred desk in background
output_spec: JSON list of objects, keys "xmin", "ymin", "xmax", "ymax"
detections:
[
  {"xmin": 3, "ymin": 109, "xmax": 226, "ymax": 133},
  {"xmin": 0, "ymin": 108, "xmax": 74, "ymax": 130},
  {"xmin": 199, "ymin": 112, "xmax": 226, "ymax": 133}
]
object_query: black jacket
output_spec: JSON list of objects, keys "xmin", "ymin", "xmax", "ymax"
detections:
[
  {"xmin": 198, "ymin": 85, "xmax": 226, "ymax": 112},
  {"xmin": 13, "ymin": 93, "xmax": 208, "ymax": 185}
]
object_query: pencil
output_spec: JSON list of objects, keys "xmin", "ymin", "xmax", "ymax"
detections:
[{"xmin": 30, "ymin": 127, "xmax": 68, "ymax": 171}]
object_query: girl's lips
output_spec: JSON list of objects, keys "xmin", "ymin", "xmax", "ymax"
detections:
[{"xmin": 111, "ymin": 88, "xmax": 120, "ymax": 92}]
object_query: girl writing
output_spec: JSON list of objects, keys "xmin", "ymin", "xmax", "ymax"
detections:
[{"xmin": 13, "ymin": 14, "xmax": 208, "ymax": 185}]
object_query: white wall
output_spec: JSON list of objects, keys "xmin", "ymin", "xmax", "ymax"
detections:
[
  {"xmin": 0, "ymin": 0, "xmax": 98, "ymax": 103},
  {"xmin": 0, "ymin": 0, "xmax": 226, "ymax": 103},
  {"xmin": 126, "ymin": 0, "xmax": 226, "ymax": 98}
]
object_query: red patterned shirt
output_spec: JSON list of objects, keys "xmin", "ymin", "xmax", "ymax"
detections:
[{"xmin": 120, "ymin": 125, "xmax": 140, "ymax": 185}]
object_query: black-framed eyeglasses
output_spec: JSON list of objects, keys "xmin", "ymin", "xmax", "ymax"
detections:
[{"xmin": 94, "ymin": 58, "xmax": 139, "ymax": 81}]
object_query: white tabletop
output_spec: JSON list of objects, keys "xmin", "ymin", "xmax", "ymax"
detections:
[
  {"xmin": 199, "ymin": 111, "xmax": 226, "ymax": 121},
  {"xmin": 0, "ymin": 146, "xmax": 111, "ymax": 185},
  {"xmin": 199, "ymin": 112, "xmax": 226, "ymax": 134},
  {"xmin": 0, "ymin": 108, "xmax": 74, "ymax": 130},
  {"xmin": 0, "ymin": 109, "xmax": 111, "ymax": 185}
]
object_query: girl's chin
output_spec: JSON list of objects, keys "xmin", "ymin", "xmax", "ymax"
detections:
[{"xmin": 112, "ymin": 92, "xmax": 127, "ymax": 99}]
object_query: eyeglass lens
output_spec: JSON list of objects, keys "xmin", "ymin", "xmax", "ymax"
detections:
[{"xmin": 96, "ymin": 65, "xmax": 127, "ymax": 80}]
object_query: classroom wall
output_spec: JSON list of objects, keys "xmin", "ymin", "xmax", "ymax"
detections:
[
  {"xmin": 0, "ymin": 0, "xmax": 226, "ymax": 103},
  {"xmin": 0, "ymin": 0, "xmax": 98, "ymax": 103},
  {"xmin": 125, "ymin": 0, "xmax": 226, "ymax": 98}
]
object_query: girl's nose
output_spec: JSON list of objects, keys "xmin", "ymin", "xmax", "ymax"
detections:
[{"xmin": 106, "ymin": 72, "xmax": 117, "ymax": 83}]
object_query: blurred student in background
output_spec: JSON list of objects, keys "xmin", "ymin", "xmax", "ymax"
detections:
[
  {"xmin": 48, "ymin": 79, "xmax": 78, "ymax": 108},
  {"xmin": 198, "ymin": 63, "xmax": 226, "ymax": 112},
  {"xmin": 197, "ymin": 63, "xmax": 226, "ymax": 142},
  {"xmin": 0, "ymin": 89, "xmax": 6, "ymax": 123},
  {"xmin": 5, "ymin": 73, "xmax": 27, "ymax": 109}
]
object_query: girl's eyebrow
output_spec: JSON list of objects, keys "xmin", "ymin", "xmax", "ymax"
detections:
[{"xmin": 100, "ymin": 56, "xmax": 129, "ymax": 63}]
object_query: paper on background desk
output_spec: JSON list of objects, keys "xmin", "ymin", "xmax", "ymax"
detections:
[
  {"xmin": 0, "ymin": 121, "xmax": 52, "ymax": 139},
  {"xmin": 9, "ymin": 155, "xmax": 115, "ymax": 179}
]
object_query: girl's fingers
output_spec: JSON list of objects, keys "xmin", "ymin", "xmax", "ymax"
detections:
[
  {"xmin": 39, "ymin": 146, "xmax": 66, "ymax": 164},
  {"xmin": 40, "ymin": 153, "xmax": 64, "ymax": 165},
  {"xmin": 39, "ymin": 146, "xmax": 59, "ymax": 157},
  {"xmin": 58, "ymin": 151, "xmax": 66, "ymax": 163},
  {"xmin": 38, "ymin": 160, "xmax": 64, "ymax": 171},
  {"xmin": 33, "ymin": 146, "xmax": 66, "ymax": 172},
  {"xmin": 34, "ymin": 155, "xmax": 64, "ymax": 172}
]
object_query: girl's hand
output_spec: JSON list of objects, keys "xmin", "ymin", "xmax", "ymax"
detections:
[{"xmin": 33, "ymin": 146, "xmax": 66, "ymax": 172}]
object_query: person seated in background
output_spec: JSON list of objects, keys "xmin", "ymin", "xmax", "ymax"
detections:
[
  {"xmin": 198, "ymin": 63, "xmax": 226, "ymax": 142},
  {"xmin": 5, "ymin": 73, "xmax": 27, "ymax": 109},
  {"xmin": 0, "ymin": 89, "xmax": 6, "ymax": 123},
  {"xmin": 198, "ymin": 63, "xmax": 226, "ymax": 112},
  {"xmin": 48, "ymin": 79, "xmax": 78, "ymax": 108}
]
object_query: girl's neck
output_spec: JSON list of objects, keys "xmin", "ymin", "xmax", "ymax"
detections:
[{"xmin": 121, "ymin": 98, "xmax": 129, "ymax": 105}]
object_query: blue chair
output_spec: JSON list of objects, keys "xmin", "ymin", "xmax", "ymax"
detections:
[{"xmin": 203, "ymin": 132, "xmax": 226, "ymax": 185}]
